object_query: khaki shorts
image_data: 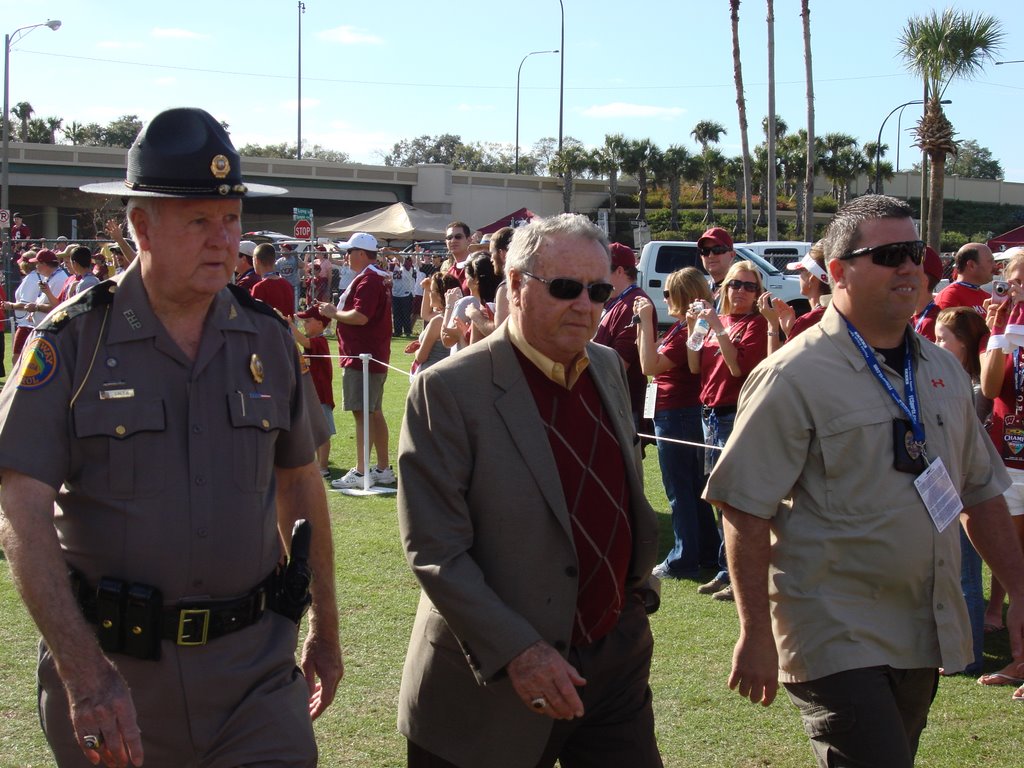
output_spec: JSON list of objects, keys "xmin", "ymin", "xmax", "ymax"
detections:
[{"xmin": 342, "ymin": 368, "xmax": 386, "ymax": 412}]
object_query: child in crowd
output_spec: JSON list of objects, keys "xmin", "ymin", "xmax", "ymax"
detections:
[{"xmin": 294, "ymin": 306, "xmax": 335, "ymax": 478}]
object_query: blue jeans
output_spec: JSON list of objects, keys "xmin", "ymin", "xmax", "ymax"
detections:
[
  {"xmin": 960, "ymin": 525, "xmax": 984, "ymax": 675},
  {"xmin": 653, "ymin": 406, "xmax": 720, "ymax": 575},
  {"xmin": 703, "ymin": 409, "xmax": 736, "ymax": 583}
]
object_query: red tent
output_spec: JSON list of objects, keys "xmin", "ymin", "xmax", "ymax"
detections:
[
  {"xmin": 478, "ymin": 208, "xmax": 538, "ymax": 235},
  {"xmin": 989, "ymin": 225, "xmax": 1024, "ymax": 253}
]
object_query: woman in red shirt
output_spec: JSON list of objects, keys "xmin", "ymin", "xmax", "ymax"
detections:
[
  {"xmin": 688, "ymin": 260, "xmax": 769, "ymax": 600},
  {"xmin": 634, "ymin": 267, "xmax": 720, "ymax": 580}
]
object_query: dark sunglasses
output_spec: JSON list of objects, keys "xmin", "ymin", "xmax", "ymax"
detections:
[
  {"xmin": 699, "ymin": 245, "xmax": 730, "ymax": 256},
  {"xmin": 522, "ymin": 270, "xmax": 613, "ymax": 303},
  {"xmin": 839, "ymin": 240, "xmax": 925, "ymax": 268},
  {"xmin": 725, "ymin": 279, "xmax": 759, "ymax": 293},
  {"xmin": 445, "ymin": 234, "xmax": 466, "ymax": 241},
  {"xmin": 662, "ymin": 290, "xmax": 671, "ymax": 299}
]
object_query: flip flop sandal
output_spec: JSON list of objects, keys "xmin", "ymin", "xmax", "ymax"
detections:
[
  {"xmin": 1013, "ymin": 687, "xmax": 1024, "ymax": 703},
  {"xmin": 977, "ymin": 672, "xmax": 1024, "ymax": 686}
]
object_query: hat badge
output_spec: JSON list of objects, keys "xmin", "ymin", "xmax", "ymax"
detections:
[{"xmin": 210, "ymin": 154, "xmax": 231, "ymax": 179}]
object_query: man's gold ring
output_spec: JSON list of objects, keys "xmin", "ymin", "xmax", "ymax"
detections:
[
  {"xmin": 83, "ymin": 735, "xmax": 103, "ymax": 750},
  {"xmin": 530, "ymin": 697, "xmax": 547, "ymax": 710}
]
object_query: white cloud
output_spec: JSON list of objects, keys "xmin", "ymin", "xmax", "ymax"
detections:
[
  {"xmin": 96, "ymin": 40, "xmax": 143, "ymax": 50},
  {"xmin": 581, "ymin": 103, "xmax": 686, "ymax": 119},
  {"xmin": 151, "ymin": 28, "xmax": 209, "ymax": 41},
  {"xmin": 316, "ymin": 26, "xmax": 383, "ymax": 45}
]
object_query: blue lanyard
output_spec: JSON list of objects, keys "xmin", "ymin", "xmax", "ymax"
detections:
[
  {"xmin": 1015, "ymin": 348, "xmax": 1024, "ymax": 409},
  {"xmin": 658, "ymin": 320, "xmax": 686, "ymax": 351},
  {"xmin": 958, "ymin": 281, "xmax": 980, "ymax": 290},
  {"xmin": 914, "ymin": 301, "xmax": 935, "ymax": 333},
  {"xmin": 603, "ymin": 284, "xmax": 639, "ymax": 315},
  {"xmin": 843, "ymin": 313, "xmax": 925, "ymax": 447}
]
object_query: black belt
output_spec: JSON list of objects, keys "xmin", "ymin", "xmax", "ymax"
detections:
[
  {"xmin": 73, "ymin": 570, "xmax": 275, "ymax": 653},
  {"xmin": 702, "ymin": 404, "xmax": 737, "ymax": 417}
]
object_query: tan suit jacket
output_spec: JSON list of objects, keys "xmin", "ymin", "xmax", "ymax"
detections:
[{"xmin": 397, "ymin": 323, "xmax": 658, "ymax": 768}]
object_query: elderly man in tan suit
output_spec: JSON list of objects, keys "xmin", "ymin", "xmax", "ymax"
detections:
[{"xmin": 397, "ymin": 214, "xmax": 663, "ymax": 768}]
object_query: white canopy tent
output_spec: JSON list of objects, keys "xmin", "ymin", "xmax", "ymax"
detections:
[{"xmin": 318, "ymin": 202, "xmax": 452, "ymax": 242}]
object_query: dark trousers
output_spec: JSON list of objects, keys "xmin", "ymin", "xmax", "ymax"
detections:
[
  {"xmin": 393, "ymin": 294, "xmax": 413, "ymax": 336},
  {"xmin": 784, "ymin": 666, "xmax": 939, "ymax": 768},
  {"xmin": 408, "ymin": 598, "xmax": 662, "ymax": 768}
]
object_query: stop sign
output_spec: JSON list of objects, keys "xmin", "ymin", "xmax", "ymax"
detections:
[{"xmin": 293, "ymin": 219, "xmax": 312, "ymax": 239}]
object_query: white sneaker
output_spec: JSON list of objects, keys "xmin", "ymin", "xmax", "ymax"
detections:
[
  {"xmin": 331, "ymin": 468, "xmax": 366, "ymax": 489},
  {"xmin": 371, "ymin": 465, "xmax": 397, "ymax": 485}
]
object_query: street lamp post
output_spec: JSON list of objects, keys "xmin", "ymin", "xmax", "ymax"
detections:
[
  {"xmin": 515, "ymin": 49, "xmax": 558, "ymax": 175},
  {"xmin": 297, "ymin": 2, "xmax": 305, "ymax": 160},
  {"xmin": 874, "ymin": 98, "xmax": 950, "ymax": 192},
  {"xmin": 557, "ymin": 0, "xmax": 564, "ymax": 155},
  {"xmin": 2, "ymin": 18, "xmax": 61, "ymax": 300}
]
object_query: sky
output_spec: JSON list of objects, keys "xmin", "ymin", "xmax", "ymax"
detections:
[{"xmin": 9, "ymin": 0, "xmax": 1024, "ymax": 182}]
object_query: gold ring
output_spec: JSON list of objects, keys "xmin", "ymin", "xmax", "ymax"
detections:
[
  {"xmin": 530, "ymin": 696, "xmax": 547, "ymax": 710},
  {"xmin": 83, "ymin": 735, "xmax": 103, "ymax": 750}
]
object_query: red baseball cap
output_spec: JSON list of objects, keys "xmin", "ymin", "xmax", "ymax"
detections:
[
  {"xmin": 608, "ymin": 242, "xmax": 636, "ymax": 270},
  {"xmin": 698, "ymin": 227, "xmax": 734, "ymax": 251}
]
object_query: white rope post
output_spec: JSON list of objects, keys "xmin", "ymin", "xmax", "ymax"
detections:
[{"xmin": 360, "ymin": 352, "xmax": 373, "ymax": 491}]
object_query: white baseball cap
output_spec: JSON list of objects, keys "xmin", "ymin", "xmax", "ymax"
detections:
[
  {"xmin": 238, "ymin": 240, "xmax": 257, "ymax": 257},
  {"xmin": 336, "ymin": 232, "xmax": 378, "ymax": 252}
]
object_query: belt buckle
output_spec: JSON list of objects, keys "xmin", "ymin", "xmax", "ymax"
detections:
[{"xmin": 177, "ymin": 608, "xmax": 210, "ymax": 646}]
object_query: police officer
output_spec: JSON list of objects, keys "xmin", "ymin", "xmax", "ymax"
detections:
[{"xmin": 0, "ymin": 107, "xmax": 342, "ymax": 768}]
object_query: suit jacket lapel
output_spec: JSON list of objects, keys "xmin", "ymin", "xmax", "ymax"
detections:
[{"xmin": 489, "ymin": 327, "xmax": 573, "ymax": 539}]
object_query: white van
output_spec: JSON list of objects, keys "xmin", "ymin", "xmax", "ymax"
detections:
[
  {"xmin": 637, "ymin": 241, "xmax": 808, "ymax": 327},
  {"xmin": 737, "ymin": 241, "xmax": 813, "ymax": 271}
]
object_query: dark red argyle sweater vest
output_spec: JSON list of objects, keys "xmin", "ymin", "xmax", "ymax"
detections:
[{"xmin": 517, "ymin": 350, "xmax": 633, "ymax": 646}]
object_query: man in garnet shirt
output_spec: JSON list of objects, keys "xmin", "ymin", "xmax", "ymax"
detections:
[
  {"xmin": 593, "ymin": 242, "xmax": 650, "ymax": 425},
  {"xmin": 934, "ymin": 241, "xmax": 994, "ymax": 315},
  {"xmin": 319, "ymin": 232, "xmax": 395, "ymax": 489},
  {"xmin": 235, "ymin": 240, "xmax": 259, "ymax": 292},
  {"xmin": 251, "ymin": 243, "xmax": 295, "ymax": 318},
  {"xmin": 396, "ymin": 214, "xmax": 662, "ymax": 768}
]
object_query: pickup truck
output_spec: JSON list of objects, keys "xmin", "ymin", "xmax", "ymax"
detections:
[{"xmin": 637, "ymin": 241, "xmax": 808, "ymax": 327}]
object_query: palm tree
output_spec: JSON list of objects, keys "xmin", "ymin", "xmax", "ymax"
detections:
[
  {"xmin": 766, "ymin": 0, "xmax": 778, "ymax": 240},
  {"xmin": 11, "ymin": 101, "xmax": 33, "ymax": 141},
  {"xmin": 819, "ymin": 132, "xmax": 859, "ymax": 202},
  {"xmin": 763, "ymin": 114, "xmax": 786, "ymax": 238},
  {"xmin": 45, "ymin": 116, "xmax": 63, "ymax": 144},
  {"xmin": 620, "ymin": 138, "xmax": 660, "ymax": 223},
  {"xmin": 691, "ymin": 121, "xmax": 726, "ymax": 224},
  {"xmin": 655, "ymin": 145, "xmax": 697, "ymax": 231},
  {"xmin": 589, "ymin": 133, "xmax": 626, "ymax": 229},
  {"xmin": 862, "ymin": 141, "xmax": 888, "ymax": 193},
  {"xmin": 801, "ymin": 0, "xmax": 816, "ymax": 240},
  {"xmin": 548, "ymin": 144, "xmax": 591, "ymax": 213},
  {"xmin": 63, "ymin": 121, "xmax": 85, "ymax": 145},
  {"xmin": 899, "ymin": 9, "xmax": 1003, "ymax": 251},
  {"xmin": 729, "ymin": 0, "xmax": 753, "ymax": 241},
  {"xmin": 779, "ymin": 131, "xmax": 808, "ymax": 238}
]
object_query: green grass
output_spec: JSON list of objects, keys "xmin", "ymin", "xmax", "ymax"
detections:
[{"xmin": 1, "ymin": 332, "xmax": 1022, "ymax": 767}]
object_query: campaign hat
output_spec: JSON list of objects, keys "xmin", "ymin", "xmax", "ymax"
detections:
[{"xmin": 80, "ymin": 107, "xmax": 286, "ymax": 198}]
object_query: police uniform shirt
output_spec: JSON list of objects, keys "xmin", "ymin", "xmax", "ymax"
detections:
[{"xmin": 0, "ymin": 259, "xmax": 316, "ymax": 601}]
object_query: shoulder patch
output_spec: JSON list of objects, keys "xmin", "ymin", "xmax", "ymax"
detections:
[
  {"xmin": 35, "ymin": 280, "xmax": 116, "ymax": 334},
  {"xmin": 17, "ymin": 337, "xmax": 59, "ymax": 389},
  {"xmin": 226, "ymin": 282, "xmax": 288, "ymax": 328}
]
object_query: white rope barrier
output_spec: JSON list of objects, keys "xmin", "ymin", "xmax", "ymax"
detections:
[{"xmin": 636, "ymin": 433, "xmax": 723, "ymax": 451}]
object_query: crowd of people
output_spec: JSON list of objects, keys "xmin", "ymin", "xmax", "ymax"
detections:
[{"xmin": 2, "ymin": 105, "xmax": 1024, "ymax": 768}]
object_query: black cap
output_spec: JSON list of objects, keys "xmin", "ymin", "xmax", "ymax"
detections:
[{"xmin": 80, "ymin": 107, "xmax": 286, "ymax": 198}]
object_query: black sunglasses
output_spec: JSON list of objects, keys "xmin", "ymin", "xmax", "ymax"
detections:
[
  {"xmin": 840, "ymin": 240, "xmax": 925, "ymax": 268},
  {"xmin": 522, "ymin": 271, "xmax": 614, "ymax": 303},
  {"xmin": 699, "ymin": 245, "xmax": 730, "ymax": 256},
  {"xmin": 445, "ymin": 234, "xmax": 466, "ymax": 241},
  {"xmin": 725, "ymin": 279, "xmax": 759, "ymax": 293},
  {"xmin": 662, "ymin": 290, "xmax": 671, "ymax": 299}
]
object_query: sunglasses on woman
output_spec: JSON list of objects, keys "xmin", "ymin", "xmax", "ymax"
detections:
[
  {"xmin": 522, "ymin": 271, "xmax": 614, "ymax": 303},
  {"xmin": 839, "ymin": 240, "xmax": 925, "ymax": 268},
  {"xmin": 725, "ymin": 279, "xmax": 759, "ymax": 293}
]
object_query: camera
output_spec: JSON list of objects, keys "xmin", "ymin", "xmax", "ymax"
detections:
[
  {"xmin": 691, "ymin": 300, "xmax": 707, "ymax": 313},
  {"xmin": 993, "ymin": 280, "xmax": 1011, "ymax": 303}
]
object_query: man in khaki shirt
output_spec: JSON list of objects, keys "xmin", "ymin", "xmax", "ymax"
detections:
[{"xmin": 706, "ymin": 195, "xmax": 1024, "ymax": 768}]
